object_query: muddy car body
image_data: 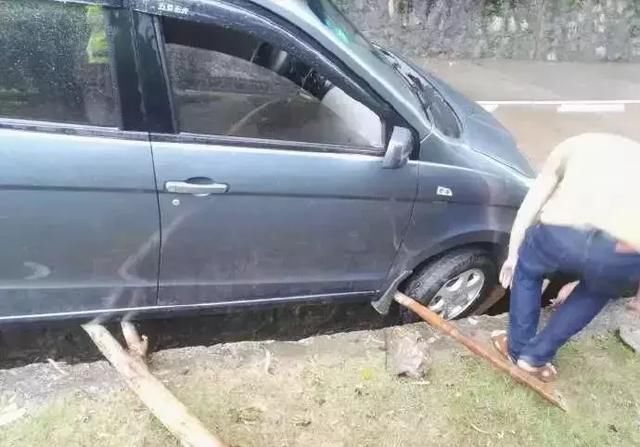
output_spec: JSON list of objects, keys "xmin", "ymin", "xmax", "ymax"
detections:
[{"xmin": 0, "ymin": 0, "xmax": 532, "ymax": 323}]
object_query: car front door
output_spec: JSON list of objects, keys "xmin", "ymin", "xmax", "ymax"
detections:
[
  {"xmin": 0, "ymin": 1, "xmax": 159, "ymax": 321},
  {"xmin": 141, "ymin": 6, "xmax": 418, "ymax": 307}
]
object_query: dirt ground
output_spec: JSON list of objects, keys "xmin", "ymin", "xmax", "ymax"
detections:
[{"xmin": 1, "ymin": 299, "xmax": 638, "ymax": 446}]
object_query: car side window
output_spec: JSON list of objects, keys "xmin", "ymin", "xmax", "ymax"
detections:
[
  {"xmin": 161, "ymin": 17, "xmax": 384, "ymax": 149},
  {"xmin": 0, "ymin": 0, "xmax": 118, "ymax": 127}
]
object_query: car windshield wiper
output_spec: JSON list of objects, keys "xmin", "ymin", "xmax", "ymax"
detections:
[{"xmin": 375, "ymin": 48, "xmax": 432, "ymax": 113}]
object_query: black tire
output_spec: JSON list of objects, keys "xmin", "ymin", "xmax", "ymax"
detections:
[{"xmin": 401, "ymin": 248, "xmax": 498, "ymax": 323}]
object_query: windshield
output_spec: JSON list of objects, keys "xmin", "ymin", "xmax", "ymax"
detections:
[
  {"xmin": 298, "ymin": 6, "xmax": 461, "ymax": 140},
  {"xmin": 376, "ymin": 48, "xmax": 461, "ymax": 138}
]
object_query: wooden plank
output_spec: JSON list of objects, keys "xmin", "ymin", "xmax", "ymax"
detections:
[
  {"xmin": 83, "ymin": 323, "xmax": 228, "ymax": 447},
  {"xmin": 394, "ymin": 292, "xmax": 567, "ymax": 411}
]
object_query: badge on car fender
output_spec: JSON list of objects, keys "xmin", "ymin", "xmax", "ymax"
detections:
[{"xmin": 437, "ymin": 186, "xmax": 453, "ymax": 197}]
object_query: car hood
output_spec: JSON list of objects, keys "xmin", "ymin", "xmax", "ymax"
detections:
[{"xmin": 420, "ymin": 72, "xmax": 535, "ymax": 177}]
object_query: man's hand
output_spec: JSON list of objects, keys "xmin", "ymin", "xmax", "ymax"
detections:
[
  {"xmin": 499, "ymin": 256, "xmax": 517, "ymax": 289},
  {"xmin": 550, "ymin": 281, "xmax": 579, "ymax": 308},
  {"xmin": 627, "ymin": 297, "xmax": 640, "ymax": 317},
  {"xmin": 626, "ymin": 283, "xmax": 640, "ymax": 317}
]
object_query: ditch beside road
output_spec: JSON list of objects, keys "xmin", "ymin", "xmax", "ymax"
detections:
[{"xmin": 1, "ymin": 299, "xmax": 638, "ymax": 447}]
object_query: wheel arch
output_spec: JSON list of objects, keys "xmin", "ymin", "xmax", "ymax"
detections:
[
  {"xmin": 401, "ymin": 242, "xmax": 498, "ymax": 291},
  {"xmin": 407, "ymin": 229, "xmax": 508, "ymax": 273},
  {"xmin": 381, "ymin": 228, "xmax": 509, "ymax": 297}
]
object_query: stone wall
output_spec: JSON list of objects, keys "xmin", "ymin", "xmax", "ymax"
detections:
[{"xmin": 336, "ymin": 0, "xmax": 640, "ymax": 62}]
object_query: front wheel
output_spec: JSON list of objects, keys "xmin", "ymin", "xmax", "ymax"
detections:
[{"xmin": 401, "ymin": 249, "xmax": 498, "ymax": 323}]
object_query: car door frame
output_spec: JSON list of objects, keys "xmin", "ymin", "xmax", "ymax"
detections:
[
  {"xmin": 129, "ymin": 0, "xmax": 414, "ymax": 140},
  {"xmin": 128, "ymin": 0, "xmax": 421, "ymax": 309},
  {"xmin": 0, "ymin": 0, "xmax": 163, "ymax": 323}
]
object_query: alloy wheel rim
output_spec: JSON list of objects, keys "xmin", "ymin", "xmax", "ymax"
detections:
[{"xmin": 428, "ymin": 268, "xmax": 485, "ymax": 319}]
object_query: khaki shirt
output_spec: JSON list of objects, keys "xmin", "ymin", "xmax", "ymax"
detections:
[{"xmin": 508, "ymin": 133, "xmax": 640, "ymax": 259}]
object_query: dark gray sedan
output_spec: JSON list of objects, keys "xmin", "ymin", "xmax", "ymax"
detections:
[{"xmin": 0, "ymin": 0, "xmax": 532, "ymax": 323}]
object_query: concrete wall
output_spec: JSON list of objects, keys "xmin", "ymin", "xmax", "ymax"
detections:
[{"xmin": 337, "ymin": 0, "xmax": 640, "ymax": 62}]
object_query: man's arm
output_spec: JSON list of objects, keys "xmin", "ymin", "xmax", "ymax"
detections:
[
  {"xmin": 507, "ymin": 145, "xmax": 571, "ymax": 259},
  {"xmin": 499, "ymin": 144, "xmax": 570, "ymax": 288}
]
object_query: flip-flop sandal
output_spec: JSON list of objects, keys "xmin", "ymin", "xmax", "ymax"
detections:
[
  {"xmin": 490, "ymin": 330, "xmax": 515, "ymax": 364},
  {"xmin": 491, "ymin": 330, "xmax": 558, "ymax": 383},
  {"xmin": 516, "ymin": 359, "xmax": 558, "ymax": 383}
]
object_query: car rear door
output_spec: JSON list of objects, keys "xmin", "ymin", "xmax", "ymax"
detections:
[
  {"xmin": 135, "ymin": 3, "xmax": 418, "ymax": 307},
  {"xmin": 0, "ymin": 1, "xmax": 159, "ymax": 320}
]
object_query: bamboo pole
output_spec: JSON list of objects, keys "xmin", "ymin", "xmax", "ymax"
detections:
[
  {"xmin": 83, "ymin": 323, "xmax": 228, "ymax": 447},
  {"xmin": 394, "ymin": 292, "xmax": 567, "ymax": 411}
]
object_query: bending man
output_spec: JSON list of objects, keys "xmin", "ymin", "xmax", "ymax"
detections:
[{"xmin": 493, "ymin": 133, "xmax": 640, "ymax": 382}]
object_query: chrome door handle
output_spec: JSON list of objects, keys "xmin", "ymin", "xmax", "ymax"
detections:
[{"xmin": 165, "ymin": 181, "xmax": 229, "ymax": 196}]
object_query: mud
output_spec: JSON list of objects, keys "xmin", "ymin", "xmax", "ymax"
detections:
[
  {"xmin": 0, "ymin": 301, "xmax": 399, "ymax": 370},
  {"xmin": 1, "ymin": 297, "xmax": 633, "ymax": 413}
]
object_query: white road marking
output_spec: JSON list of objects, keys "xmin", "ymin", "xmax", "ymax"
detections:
[
  {"xmin": 557, "ymin": 103, "xmax": 625, "ymax": 113},
  {"xmin": 477, "ymin": 99, "xmax": 639, "ymax": 113},
  {"xmin": 479, "ymin": 103, "xmax": 499, "ymax": 112},
  {"xmin": 477, "ymin": 99, "xmax": 640, "ymax": 106}
]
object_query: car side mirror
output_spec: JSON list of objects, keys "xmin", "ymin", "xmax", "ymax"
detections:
[{"xmin": 382, "ymin": 127, "xmax": 413, "ymax": 169}]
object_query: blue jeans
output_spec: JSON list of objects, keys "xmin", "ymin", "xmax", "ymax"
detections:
[{"xmin": 508, "ymin": 224, "xmax": 640, "ymax": 366}]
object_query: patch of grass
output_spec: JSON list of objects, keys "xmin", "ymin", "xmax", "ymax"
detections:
[
  {"xmin": 444, "ymin": 334, "xmax": 640, "ymax": 446},
  {"xmin": 0, "ymin": 392, "xmax": 174, "ymax": 447},
  {"xmin": 2, "ymin": 334, "xmax": 639, "ymax": 446}
]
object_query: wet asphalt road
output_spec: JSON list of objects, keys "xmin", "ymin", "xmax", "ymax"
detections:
[
  {"xmin": 490, "ymin": 103, "xmax": 640, "ymax": 168},
  {"xmin": 424, "ymin": 58, "xmax": 640, "ymax": 168}
]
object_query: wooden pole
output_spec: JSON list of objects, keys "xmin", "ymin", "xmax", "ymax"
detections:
[
  {"xmin": 394, "ymin": 292, "xmax": 567, "ymax": 411},
  {"xmin": 121, "ymin": 321, "xmax": 149, "ymax": 360},
  {"xmin": 83, "ymin": 323, "xmax": 228, "ymax": 447}
]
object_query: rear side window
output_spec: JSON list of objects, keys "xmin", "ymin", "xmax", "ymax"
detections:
[
  {"xmin": 0, "ymin": 0, "xmax": 118, "ymax": 127},
  {"xmin": 161, "ymin": 17, "xmax": 384, "ymax": 149}
]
